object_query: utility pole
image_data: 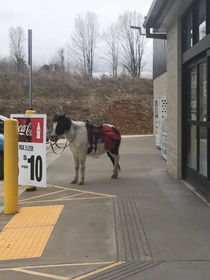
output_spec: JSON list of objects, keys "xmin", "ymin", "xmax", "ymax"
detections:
[{"xmin": 28, "ymin": 29, "xmax": 32, "ymax": 108}]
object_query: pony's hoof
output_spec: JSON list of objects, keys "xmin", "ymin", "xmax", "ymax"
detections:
[
  {"xmin": 71, "ymin": 180, "xmax": 77, "ymax": 184},
  {"xmin": 78, "ymin": 181, "xmax": 84, "ymax": 185},
  {"xmin": 111, "ymin": 174, "xmax": 118, "ymax": 179}
]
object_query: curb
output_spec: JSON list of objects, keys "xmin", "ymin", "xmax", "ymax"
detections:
[{"xmin": 121, "ymin": 134, "xmax": 154, "ymax": 138}]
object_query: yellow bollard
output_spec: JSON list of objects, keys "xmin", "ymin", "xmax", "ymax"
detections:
[
  {"xmin": 4, "ymin": 119, "xmax": 18, "ymax": 214},
  {"xmin": 25, "ymin": 109, "xmax": 37, "ymax": 191},
  {"xmin": 25, "ymin": 109, "xmax": 36, "ymax": 115}
]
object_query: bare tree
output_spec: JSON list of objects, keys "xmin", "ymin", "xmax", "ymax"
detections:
[
  {"xmin": 65, "ymin": 47, "xmax": 71, "ymax": 72},
  {"xmin": 102, "ymin": 23, "xmax": 119, "ymax": 78},
  {"xmin": 9, "ymin": 26, "xmax": 26, "ymax": 71},
  {"xmin": 51, "ymin": 48, "xmax": 65, "ymax": 71},
  {"xmin": 118, "ymin": 11, "xmax": 146, "ymax": 78},
  {"xmin": 69, "ymin": 11, "xmax": 99, "ymax": 77}
]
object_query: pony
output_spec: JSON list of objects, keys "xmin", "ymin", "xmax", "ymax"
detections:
[{"xmin": 50, "ymin": 114, "xmax": 121, "ymax": 185}]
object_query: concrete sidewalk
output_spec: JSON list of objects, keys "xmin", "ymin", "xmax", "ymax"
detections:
[{"xmin": 0, "ymin": 136, "xmax": 210, "ymax": 280}]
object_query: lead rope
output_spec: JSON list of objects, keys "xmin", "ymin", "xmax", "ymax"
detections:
[
  {"xmin": 49, "ymin": 140, "xmax": 70, "ymax": 155},
  {"xmin": 49, "ymin": 128, "xmax": 76, "ymax": 155}
]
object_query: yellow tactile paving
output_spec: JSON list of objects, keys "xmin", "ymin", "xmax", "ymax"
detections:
[
  {"xmin": 0, "ymin": 226, "xmax": 54, "ymax": 260},
  {"xmin": 5, "ymin": 205, "xmax": 63, "ymax": 228},
  {"xmin": 0, "ymin": 205, "xmax": 63, "ymax": 260}
]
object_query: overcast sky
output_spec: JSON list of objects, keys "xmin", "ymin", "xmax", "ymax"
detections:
[{"xmin": 0, "ymin": 0, "xmax": 153, "ymax": 74}]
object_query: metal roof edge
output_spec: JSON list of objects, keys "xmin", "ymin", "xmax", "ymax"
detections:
[
  {"xmin": 143, "ymin": 0, "xmax": 164, "ymax": 28},
  {"xmin": 143, "ymin": 0, "xmax": 176, "ymax": 29}
]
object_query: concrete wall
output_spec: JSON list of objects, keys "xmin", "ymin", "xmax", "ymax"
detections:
[
  {"xmin": 154, "ymin": 72, "xmax": 168, "ymax": 99},
  {"xmin": 166, "ymin": 17, "xmax": 182, "ymax": 179}
]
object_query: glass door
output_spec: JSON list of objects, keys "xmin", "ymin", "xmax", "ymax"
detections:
[{"xmin": 184, "ymin": 57, "xmax": 210, "ymax": 198}]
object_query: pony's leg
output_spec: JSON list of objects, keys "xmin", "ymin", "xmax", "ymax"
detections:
[
  {"xmin": 78, "ymin": 154, "xmax": 86, "ymax": 185},
  {"xmin": 111, "ymin": 154, "xmax": 120, "ymax": 179},
  {"xmin": 71, "ymin": 154, "xmax": 79, "ymax": 184}
]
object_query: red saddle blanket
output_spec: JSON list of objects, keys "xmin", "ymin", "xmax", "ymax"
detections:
[{"xmin": 102, "ymin": 125, "xmax": 121, "ymax": 150}]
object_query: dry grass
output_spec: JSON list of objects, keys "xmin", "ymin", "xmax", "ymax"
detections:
[{"xmin": 0, "ymin": 66, "xmax": 153, "ymax": 134}]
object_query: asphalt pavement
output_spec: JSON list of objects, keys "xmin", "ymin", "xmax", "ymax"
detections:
[{"xmin": 0, "ymin": 136, "xmax": 210, "ymax": 280}]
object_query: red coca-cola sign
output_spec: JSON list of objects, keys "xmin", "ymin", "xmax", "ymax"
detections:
[
  {"xmin": 18, "ymin": 122, "xmax": 32, "ymax": 137},
  {"xmin": 15, "ymin": 117, "xmax": 44, "ymax": 143},
  {"xmin": 15, "ymin": 118, "xmax": 30, "ymax": 142},
  {"xmin": 31, "ymin": 118, "xmax": 44, "ymax": 143}
]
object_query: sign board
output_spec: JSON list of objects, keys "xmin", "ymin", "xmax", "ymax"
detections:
[{"xmin": 11, "ymin": 114, "xmax": 47, "ymax": 187}]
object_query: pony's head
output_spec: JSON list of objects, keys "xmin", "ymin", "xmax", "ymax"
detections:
[{"xmin": 50, "ymin": 114, "xmax": 71, "ymax": 141}]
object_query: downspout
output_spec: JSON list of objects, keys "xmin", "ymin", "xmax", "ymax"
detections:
[{"xmin": 146, "ymin": 27, "xmax": 167, "ymax": 40}]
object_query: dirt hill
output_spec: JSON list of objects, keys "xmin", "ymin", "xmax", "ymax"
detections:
[{"xmin": 0, "ymin": 69, "xmax": 153, "ymax": 135}]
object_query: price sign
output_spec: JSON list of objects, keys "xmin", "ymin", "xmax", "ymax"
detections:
[{"xmin": 11, "ymin": 114, "xmax": 47, "ymax": 187}]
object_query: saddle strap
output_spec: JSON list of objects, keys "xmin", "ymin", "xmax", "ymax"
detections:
[{"xmin": 86, "ymin": 126, "xmax": 103, "ymax": 154}]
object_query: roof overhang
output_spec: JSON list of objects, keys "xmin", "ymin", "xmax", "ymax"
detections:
[{"xmin": 143, "ymin": 0, "xmax": 194, "ymax": 38}]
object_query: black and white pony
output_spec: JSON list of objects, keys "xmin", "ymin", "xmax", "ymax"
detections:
[{"xmin": 50, "ymin": 114, "xmax": 121, "ymax": 185}]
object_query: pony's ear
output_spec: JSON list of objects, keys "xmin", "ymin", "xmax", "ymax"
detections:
[
  {"xmin": 53, "ymin": 114, "xmax": 59, "ymax": 122},
  {"xmin": 61, "ymin": 114, "xmax": 66, "ymax": 118}
]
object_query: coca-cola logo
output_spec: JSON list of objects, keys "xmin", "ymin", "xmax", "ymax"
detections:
[{"xmin": 18, "ymin": 123, "xmax": 32, "ymax": 136}]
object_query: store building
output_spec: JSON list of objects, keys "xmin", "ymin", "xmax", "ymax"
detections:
[{"xmin": 144, "ymin": 0, "xmax": 210, "ymax": 200}]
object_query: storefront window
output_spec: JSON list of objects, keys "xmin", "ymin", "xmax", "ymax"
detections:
[
  {"xmin": 187, "ymin": 12, "xmax": 193, "ymax": 48},
  {"xmin": 199, "ymin": 0, "xmax": 206, "ymax": 41},
  {"xmin": 199, "ymin": 62, "xmax": 207, "ymax": 121},
  {"xmin": 189, "ymin": 67, "xmax": 197, "ymax": 120},
  {"xmin": 199, "ymin": 127, "xmax": 207, "ymax": 177},
  {"xmin": 182, "ymin": 0, "xmax": 208, "ymax": 51},
  {"xmin": 187, "ymin": 125, "xmax": 197, "ymax": 170},
  {"xmin": 183, "ymin": 11, "xmax": 193, "ymax": 52}
]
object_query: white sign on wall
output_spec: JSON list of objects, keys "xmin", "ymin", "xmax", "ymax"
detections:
[{"xmin": 11, "ymin": 114, "xmax": 47, "ymax": 187}]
